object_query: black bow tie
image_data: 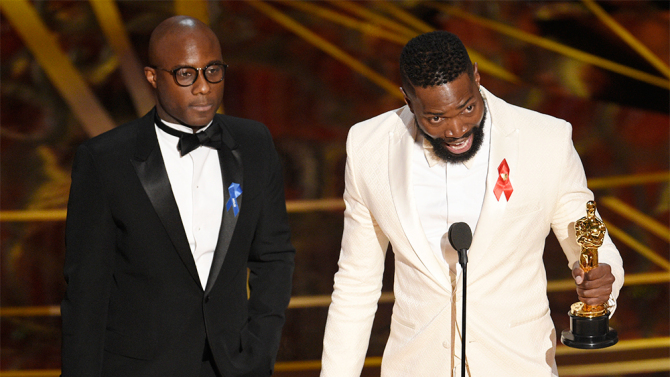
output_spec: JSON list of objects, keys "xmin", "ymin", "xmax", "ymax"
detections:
[{"xmin": 154, "ymin": 114, "xmax": 223, "ymax": 156}]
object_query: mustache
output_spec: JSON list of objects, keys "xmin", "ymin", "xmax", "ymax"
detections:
[{"xmin": 441, "ymin": 129, "xmax": 474, "ymax": 144}]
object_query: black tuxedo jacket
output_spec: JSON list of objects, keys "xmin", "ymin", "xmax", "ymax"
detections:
[{"xmin": 61, "ymin": 109, "xmax": 295, "ymax": 377}]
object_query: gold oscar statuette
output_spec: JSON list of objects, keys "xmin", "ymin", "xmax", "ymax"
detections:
[{"xmin": 560, "ymin": 200, "xmax": 618, "ymax": 349}]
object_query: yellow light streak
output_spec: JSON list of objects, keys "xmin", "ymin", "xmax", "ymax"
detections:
[
  {"xmin": 0, "ymin": 306, "xmax": 60, "ymax": 317},
  {"xmin": 247, "ymin": 1, "xmax": 403, "ymax": 100},
  {"xmin": 430, "ymin": 2, "xmax": 670, "ymax": 90},
  {"xmin": 556, "ymin": 336, "xmax": 670, "ymax": 355},
  {"xmin": 582, "ymin": 0, "xmax": 670, "ymax": 79},
  {"xmin": 0, "ymin": 199, "xmax": 347, "ymax": 222},
  {"xmin": 5, "ymin": 170, "xmax": 670, "ymax": 223},
  {"xmin": 89, "ymin": 0, "xmax": 154, "ymax": 116},
  {"xmin": 600, "ymin": 196, "xmax": 670, "ymax": 243},
  {"xmin": 547, "ymin": 272, "xmax": 670, "ymax": 292},
  {"xmin": 279, "ymin": 0, "xmax": 410, "ymax": 45},
  {"xmin": 288, "ymin": 292, "xmax": 394, "ymax": 309},
  {"xmin": 0, "ymin": 372, "xmax": 60, "ymax": 377},
  {"xmin": 557, "ymin": 358, "xmax": 670, "ymax": 376},
  {"xmin": 86, "ymin": 55, "xmax": 120, "ymax": 85},
  {"xmin": 275, "ymin": 355, "xmax": 670, "ymax": 373},
  {"xmin": 587, "ymin": 171, "xmax": 670, "ymax": 190},
  {"xmin": 357, "ymin": 1, "xmax": 521, "ymax": 84},
  {"xmin": 0, "ymin": 0, "xmax": 115, "ymax": 137},
  {"xmin": 328, "ymin": 0, "xmax": 418, "ymax": 39},
  {"xmin": 2, "ymin": 354, "xmax": 668, "ymax": 377},
  {"xmin": 286, "ymin": 198, "xmax": 345, "ymax": 213},
  {"xmin": 5, "ymin": 272, "xmax": 670, "ymax": 318},
  {"xmin": 605, "ymin": 222, "xmax": 670, "ymax": 271},
  {"xmin": 274, "ymin": 360, "xmax": 323, "ymax": 372},
  {"xmin": 375, "ymin": 1, "xmax": 433, "ymax": 34},
  {"xmin": 174, "ymin": 0, "xmax": 209, "ymax": 25},
  {"xmin": 0, "ymin": 210, "xmax": 67, "ymax": 222}
]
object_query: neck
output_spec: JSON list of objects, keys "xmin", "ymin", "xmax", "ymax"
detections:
[{"xmin": 155, "ymin": 108, "xmax": 212, "ymax": 133}]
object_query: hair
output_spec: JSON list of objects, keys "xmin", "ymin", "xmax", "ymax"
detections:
[{"xmin": 400, "ymin": 31, "xmax": 474, "ymax": 95}]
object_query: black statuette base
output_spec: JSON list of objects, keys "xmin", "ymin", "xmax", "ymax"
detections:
[{"xmin": 561, "ymin": 311, "xmax": 618, "ymax": 349}]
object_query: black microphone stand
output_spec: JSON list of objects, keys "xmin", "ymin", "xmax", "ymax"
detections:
[
  {"xmin": 448, "ymin": 222, "xmax": 472, "ymax": 377},
  {"xmin": 458, "ymin": 247, "xmax": 468, "ymax": 377}
]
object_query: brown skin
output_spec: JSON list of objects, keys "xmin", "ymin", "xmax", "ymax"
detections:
[
  {"xmin": 401, "ymin": 62, "xmax": 615, "ymax": 306},
  {"xmin": 144, "ymin": 16, "xmax": 224, "ymax": 132},
  {"xmin": 401, "ymin": 64, "xmax": 484, "ymax": 156},
  {"xmin": 573, "ymin": 263, "xmax": 615, "ymax": 306}
]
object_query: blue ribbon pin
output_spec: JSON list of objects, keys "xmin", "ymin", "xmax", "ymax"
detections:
[{"xmin": 226, "ymin": 183, "xmax": 242, "ymax": 217}]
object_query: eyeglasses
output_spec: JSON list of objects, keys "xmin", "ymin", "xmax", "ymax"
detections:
[{"xmin": 153, "ymin": 63, "xmax": 228, "ymax": 87}]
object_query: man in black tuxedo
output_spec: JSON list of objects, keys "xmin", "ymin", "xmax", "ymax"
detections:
[{"xmin": 61, "ymin": 16, "xmax": 295, "ymax": 377}]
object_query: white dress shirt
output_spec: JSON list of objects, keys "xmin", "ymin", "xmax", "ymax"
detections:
[
  {"xmin": 412, "ymin": 99, "xmax": 492, "ymax": 276},
  {"xmin": 155, "ymin": 119, "xmax": 224, "ymax": 289}
]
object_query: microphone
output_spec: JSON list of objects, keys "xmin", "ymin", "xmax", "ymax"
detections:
[
  {"xmin": 449, "ymin": 222, "xmax": 473, "ymax": 267},
  {"xmin": 448, "ymin": 222, "xmax": 472, "ymax": 377}
]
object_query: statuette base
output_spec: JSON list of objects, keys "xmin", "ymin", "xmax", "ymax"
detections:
[{"xmin": 561, "ymin": 311, "xmax": 618, "ymax": 349}]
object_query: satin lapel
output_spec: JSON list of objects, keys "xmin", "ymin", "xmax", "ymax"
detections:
[
  {"xmin": 389, "ymin": 107, "xmax": 451, "ymax": 289},
  {"xmin": 131, "ymin": 115, "xmax": 201, "ymax": 287},
  {"xmin": 463, "ymin": 88, "xmax": 519, "ymax": 278},
  {"xmin": 205, "ymin": 119, "xmax": 242, "ymax": 295}
]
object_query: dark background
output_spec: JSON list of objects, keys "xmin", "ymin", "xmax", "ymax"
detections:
[{"xmin": 1, "ymin": 1, "xmax": 668, "ymax": 376}]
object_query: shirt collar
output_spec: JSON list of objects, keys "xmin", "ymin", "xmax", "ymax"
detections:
[{"xmin": 158, "ymin": 118, "xmax": 214, "ymax": 135}]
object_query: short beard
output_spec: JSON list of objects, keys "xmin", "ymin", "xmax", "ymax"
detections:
[{"xmin": 419, "ymin": 108, "xmax": 487, "ymax": 164}]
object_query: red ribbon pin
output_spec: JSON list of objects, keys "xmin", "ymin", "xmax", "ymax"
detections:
[{"xmin": 493, "ymin": 159, "xmax": 513, "ymax": 201}]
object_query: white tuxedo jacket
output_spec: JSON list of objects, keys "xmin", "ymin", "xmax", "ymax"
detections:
[{"xmin": 321, "ymin": 87, "xmax": 624, "ymax": 376}]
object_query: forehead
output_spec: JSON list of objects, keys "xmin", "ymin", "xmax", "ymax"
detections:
[
  {"xmin": 155, "ymin": 28, "xmax": 222, "ymax": 67},
  {"xmin": 411, "ymin": 74, "xmax": 479, "ymax": 114}
]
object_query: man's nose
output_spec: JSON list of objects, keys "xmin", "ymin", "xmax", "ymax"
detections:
[
  {"xmin": 191, "ymin": 72, "xmax": 211, "ymax": 95},
  {"xmin": 442, "ymin": 119, "xmax": 469, "ymax": 139}
]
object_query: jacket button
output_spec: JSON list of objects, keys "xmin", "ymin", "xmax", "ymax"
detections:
[
  {"xmin": 442, "ymin": 341, "xmax": 450, "ymax": 348},
  {"xmin": 204, "ymin": 296, "xmax": 210, "ymax": 303}
]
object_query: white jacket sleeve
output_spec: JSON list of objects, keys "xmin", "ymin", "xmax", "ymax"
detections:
[
  {"xmin": 321, "ymin": 133, "xmax": 390, "ymax": 377},
  {"xmin": 551, "ymin": 123, "xmax": 624, "ymax": 314}
]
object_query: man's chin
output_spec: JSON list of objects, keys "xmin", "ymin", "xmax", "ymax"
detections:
[
  {"xmin": 183, "ymin": 113, "xmax": 217, "ymax": 128},
  {"xmin": 430, "ymin": 130, "xmax": 483, "ymax": 163}
]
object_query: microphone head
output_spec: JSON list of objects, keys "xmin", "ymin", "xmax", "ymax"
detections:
[{"xmin": 448, "ymin": 222, "xmax": 473, "ymax": 251}]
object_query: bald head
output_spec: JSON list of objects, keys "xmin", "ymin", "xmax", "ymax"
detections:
[{"xmin": 148, "ymin": 16, "xmax": 220, "ymax": 67}]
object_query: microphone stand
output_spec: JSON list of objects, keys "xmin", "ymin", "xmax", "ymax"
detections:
[
  {"xmin": 448, "ymin": 222, "xmax": 472, "ymax": 377},
  {"xmin": 458, "ymin": 248, "xmax": 468, "ymax": 377}
]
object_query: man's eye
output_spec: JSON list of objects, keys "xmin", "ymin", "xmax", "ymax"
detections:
[
  {"xmin": 176, "ymin": 69, "xmax": 193, "ymax": 78},
  {"xmin": 464, "ymin": 105, "xmax": 474, "ymax": 113},
  {"xmin": 431, "ymin": 116, "xmax": 441, "ymax": 122},
  {"xmin": 207, "ymin": 66, "xmax": 221, "ymax": 74}
]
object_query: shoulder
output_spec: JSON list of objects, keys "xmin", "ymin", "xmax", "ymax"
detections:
[
  {"xmin": 484, "ymin": 87, "xmax": 572, "ymax": 138},
  {"xmin": 347, "ymin": 106, "xmax": 411, "ymax": 152},
  {"xmin": 216, "ymin": 113, "xmax": 270, "ymax": 140},
  {"xmin": 78, "ymin": 111, "xmax": 153, "ymax": 157},
  {"xmin": 349, "ymin": 106, "xmax": 408, "ymax": 138}
]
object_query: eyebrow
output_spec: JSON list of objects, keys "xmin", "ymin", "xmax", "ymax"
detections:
[{"xmin": 424, "ymin": 95, "xmax": 475, "ymax": 116}]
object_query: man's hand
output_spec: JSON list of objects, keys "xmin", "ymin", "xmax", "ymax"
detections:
[{"xmin": 572, "ymin": 263, "xmax": 615, "ymax": 306}]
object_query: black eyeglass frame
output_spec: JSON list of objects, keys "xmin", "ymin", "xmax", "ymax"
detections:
[{"xmin": 151, "ymin": 63, "xmax": 228, "ymax": 87}]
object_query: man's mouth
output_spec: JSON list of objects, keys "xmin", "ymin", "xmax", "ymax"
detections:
[
  {"xmin": 191, "ymin": 103, "xmax": 214, "ymax": 112},
  {"xmin": 443, "ymin": 133, "xmax": 473, "ymax": 154}
]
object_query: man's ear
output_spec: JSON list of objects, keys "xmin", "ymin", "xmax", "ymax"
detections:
[
  {"xmin": 400, "ymin": 87, "xmax": 414, "ymax": 113},
  {"xmin": 473, "ymin": 62, "xmax": 481, "ymax": 87},
  {"xmin": 144, "ymin": 67, "xmax": 158, "ymax": 89}
]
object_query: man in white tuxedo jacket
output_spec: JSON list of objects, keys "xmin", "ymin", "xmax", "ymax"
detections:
[{"xmin": 321, "ymin": 31, "xmax": 623, "ymax": 376}]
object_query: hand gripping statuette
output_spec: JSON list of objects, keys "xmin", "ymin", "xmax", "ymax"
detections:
[{"xmin": 561, "ymin": 200, "xmax": 618, "ymax": 349}]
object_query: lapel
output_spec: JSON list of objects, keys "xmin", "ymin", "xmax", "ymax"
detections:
[
  {"xmin": 204, "ymin": 116, "xmax": 242, "ymax": 295},
  {"xmin": 462, "ymin": 87, "xmax": 520, "ymax": 278},
  {"xmin": 388, "ymin": 106, "xmax": 451, "ymax": 289},
  {"xmin": 130, "ymin": 109, "xmax": 201, "ymax": 287}
]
